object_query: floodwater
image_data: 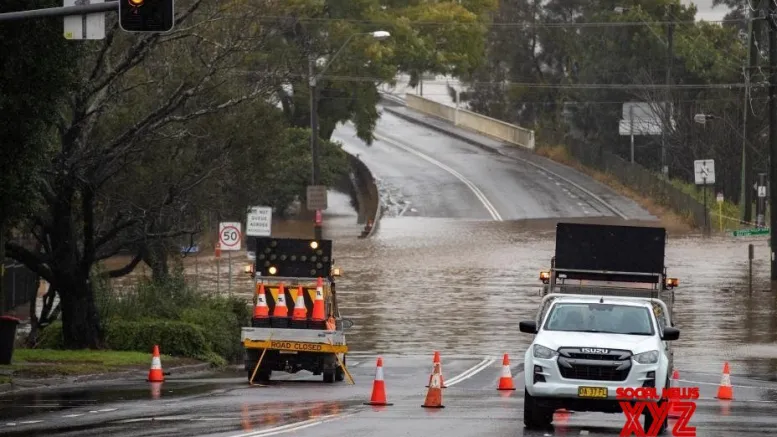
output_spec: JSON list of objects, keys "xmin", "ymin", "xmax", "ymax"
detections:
[{"xmin": 116, "ymin": 190, "xmax": 777, "ymax": 379}]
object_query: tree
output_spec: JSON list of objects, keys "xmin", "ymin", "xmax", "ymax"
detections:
[
  {"xmin": 268, "ymin": 0, "xmax": 496, "ymax": 144},
  {"xmin": 465, "ymin": 0, "xmax": 756, "ymax": 202},
  {"xmin": 0, "ymin": 0, "xmax": 81, "ymax": 315},
  {"xmin": 5, "ymin": 0, "xmax": 285, "ymax": 348}
]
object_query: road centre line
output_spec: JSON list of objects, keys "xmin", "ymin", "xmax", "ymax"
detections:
[
  {"xmin": 445, "ymin": 358, "xmax": 496, "ymax": 386},
  {"xmin": 373, "ymin": 133, "xmax": 503, "ymax": 221}
]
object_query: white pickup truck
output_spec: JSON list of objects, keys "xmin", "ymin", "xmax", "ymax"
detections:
[{"xmin": 521, "ymin": 222, "xmax": 680, "ymax": 433}]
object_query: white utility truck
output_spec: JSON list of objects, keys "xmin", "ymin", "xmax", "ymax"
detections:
[{"xmin": 520, "ymin": 222, "xmax": 680, "ymax": 433}]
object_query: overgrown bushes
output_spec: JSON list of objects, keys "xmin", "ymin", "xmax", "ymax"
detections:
[{"xmin": 37, "ymin": 269, "xmax": 251, "ymax": 367}]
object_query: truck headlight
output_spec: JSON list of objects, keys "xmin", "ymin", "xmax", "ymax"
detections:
[
  {"xmin": 533, "ymin": 344, "xmax": 558, "ymax": 359},
  {"xmin": 633, "ymin": 350, "xmax": 659, "ymax": 364}
]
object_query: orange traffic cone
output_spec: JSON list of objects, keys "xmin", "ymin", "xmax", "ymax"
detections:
[
  {"xmin": 364, "ymin": 357, "xmax": 393, "ymax": 406},
  {"xmin": 148, "ymin": 345, "xmax": 164, "ymax": 382},
  {"xmin": 668, "ymin": 369, "xmax": 682, "ymax": 418},
  {"xmin": 253, "ymin": 284, "xmax": 269, "ymax": 319},
  {"xmin": 273, "ymin": 283, "xmax": 288, "ymax": 317},
  {"xmin": 422, "ymin": 362, "xmax": 445, "ymax": 408},
  {"xmin": 497, "ymin": 353, "xmax": 516, "ymax": 390},
  {"xmin": 426, "ymin": 351, "xmax": 447, "ymax": 388},
  {"xmin": 311, "ymin": 277, "xmax": 326, "ymax": 321},
  {"xmin": 292, "ymin": 286, "xmax": 308, "ymax": 320},
  {"xmin": 716, "ymin": 362, "xmax": 734, "ymax": 400}
]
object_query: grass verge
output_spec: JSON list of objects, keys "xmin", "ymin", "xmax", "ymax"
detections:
[
  {"xmin": 535, "ymin": 144, "xmax": 767, "ymax": 233},
  {"xmin": 0, "ymin": 349, "xmax": 198, "ymax": 381},
  {"xmin": 535, "ymin": 144, "xmax": 694, "ymax": 233},
  {"xmin": 34, "ymin": 267, "xmax": 252, "ymax": 369}
]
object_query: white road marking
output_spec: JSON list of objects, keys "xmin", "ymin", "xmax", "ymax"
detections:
[
  {"xmin": 62, "ymin": 414, "xmax": 83, "ymax": 418},
  {"xmin": 97, "ymin": 408, "xmax": 117, "ymax": 413},
  {"xmin": 19, "ymin": 420, "xmax": 43, "ymax": 425},
  {"xmin": 679, "ymin": 378, "xmax": 767, "ymax": 390},
  {"xmin": 374, "ymin": 133, "xmax": 503, "ymax": 221},
  {"xmin": 445, "ymin": 358, "xmax": 496, "ymax": 386},
  {"xmin": 230, "ymin": 413, "xmax": 353, "ymax": 437}
]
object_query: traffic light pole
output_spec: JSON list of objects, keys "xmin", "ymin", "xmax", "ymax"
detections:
[
  {"xmin": 0, "ymin": 1, "xmax": 117, "ymax": 22},
  {"xmin": 769, "ymin": 0, "xmax": 777, "ymax": 281}
]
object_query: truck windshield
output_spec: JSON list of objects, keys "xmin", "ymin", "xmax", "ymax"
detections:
[{"xmin": 542, "ymin": 302, "xmax": 654, "ymax": 336}]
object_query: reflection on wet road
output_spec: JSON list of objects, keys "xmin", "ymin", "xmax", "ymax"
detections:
[{"xmin": 4, "ymin": 113, "xmax": 777, "ymax": 436}]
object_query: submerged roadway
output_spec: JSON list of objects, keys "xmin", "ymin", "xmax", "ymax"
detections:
[{"xmin": 2, "ymin": 103, "xmax": 776, "ymax": 437}]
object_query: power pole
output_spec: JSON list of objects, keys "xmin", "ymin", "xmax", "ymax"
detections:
[
  {"xmin": 308, "ymin": 57, "xmax": 323, "ymax": 241},
  {"xmin": 662, "ymin": 7, "xmax": 674, "ymax": 176},
  {"xmin": 768, "ymin": 0, "xmax": 777, "ymax": 280},
  {"xmin": 741, "ymin": 2, "xmax": 761, "ymax": 224}
]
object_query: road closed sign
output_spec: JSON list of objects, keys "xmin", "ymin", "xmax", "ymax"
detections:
[
  {"xmin": 219, "ymin": 222, "xmax": 242, "ymax": 251},
  {"xmin": 246, "ymin": 206, "xmax": 272, "ymax": 236}
]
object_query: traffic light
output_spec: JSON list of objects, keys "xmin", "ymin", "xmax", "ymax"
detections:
[
  {"xmin": 252, "ymin": 237, "xmax": 333, "ymax": 279},
  {"xmin": 119, "ymin": 0, "xmax": 175, "ymax": 33}
]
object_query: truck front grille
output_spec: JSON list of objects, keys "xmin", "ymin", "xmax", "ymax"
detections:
[
  {"xmin": 557, "ymin": 347, "xmax": 632, "ymax": 382},
  {"xmin": 558, "ymin": 364, "xmax": 630, "ymax": 381}
]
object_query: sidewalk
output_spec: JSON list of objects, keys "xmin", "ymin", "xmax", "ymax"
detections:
[{"xmin": 381, "ymin": 104, "xmax": 657, "ymax": 221}]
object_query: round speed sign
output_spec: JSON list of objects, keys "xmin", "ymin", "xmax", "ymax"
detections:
[{"xmin": 219, "ymin": 223, "xmax": 242, "ymax": 249}]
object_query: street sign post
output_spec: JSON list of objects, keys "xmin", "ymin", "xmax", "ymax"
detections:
[
  {"xmin": 716, "ymin": 193, "xmax": 724, "ymax": 232},
  {"xmin": 246, "ymin": 206, "xmax": 272, "ymax": 237},
  {"xmin": 306, "ymin": 185, "xmax": 328, "ymax": 211},
  {"xmin": 63, "ymin": 0, "xmax": 105, "ymax": 40},
  {"xmin": 694, "ymin": 159, "xmax": 715, "ymax": 185},
  {"xmin": 732, "ymin": 228, "xmax": 770, "ymax": 237},
  {"xmin": 219, "ymin": 222, "xmax": 241, "ymax": 295},
  {"xmin": 694, "ymin": 159, "xmax": 715, "ymax": 235}
]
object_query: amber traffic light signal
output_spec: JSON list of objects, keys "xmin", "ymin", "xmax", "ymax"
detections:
[{"xmin": 119, "ymin": 0, "xmax": 174, "ymax": 33}]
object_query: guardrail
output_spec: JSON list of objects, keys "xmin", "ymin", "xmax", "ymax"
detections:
[
  {"xmin": 346, "ymin": 154, "xmax": 381, "ymax": 238},
  {"xmin": 405, "ymin": 94, "xmax": 536, "ymax": 150}
]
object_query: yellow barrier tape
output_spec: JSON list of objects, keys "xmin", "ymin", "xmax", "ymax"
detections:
[{"xmin": 244, "ymin": 340, "xmax": 348, "ymax": 354}]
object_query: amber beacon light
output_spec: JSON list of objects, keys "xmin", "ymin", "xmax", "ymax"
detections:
[{"xmin": 119, "ymin": 0, "xmax": 175, "ymax": 33}]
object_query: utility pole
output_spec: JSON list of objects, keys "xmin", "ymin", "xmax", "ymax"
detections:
[
  {"xmin": 309, "ymin": 57, "xmax": 322, "ymax": 241},
  {"xmin": 768, "ymin": 0, "xmax": 777, "ymax": 280},
  {"xmin": 741, "ymin": 1, "xmax": 761, "ymax": 224},
  {"xmin": 662, "ymin": 6, "xmax": 674, "ymax": 177}
]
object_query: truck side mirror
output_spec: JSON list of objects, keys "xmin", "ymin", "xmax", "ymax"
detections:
[
  {"xmin": 662, "ymin": 327, "xmax": 680, "ymax": 341},
  {"xmin": 341, "ymin": 319, "xmax": 354, "ymax": 329},
  {"xmin": 519, "ymin": 321, "xmax": 537, "ymax": 334}
]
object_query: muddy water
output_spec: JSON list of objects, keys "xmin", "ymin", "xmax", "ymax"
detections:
[{"xmin": 116, "ymin": 191, "xmax": 777, "ymax": 378}]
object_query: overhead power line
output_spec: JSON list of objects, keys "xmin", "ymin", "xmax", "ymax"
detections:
[
  {"xmin": 266, "ymin": 72, "xmax": 757, "ymax": 89},
  {"xmin": 246, "ymin": 15, "xmax": 751, "ymax": 28}
]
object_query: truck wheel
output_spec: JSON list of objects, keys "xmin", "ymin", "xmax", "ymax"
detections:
[
  {"xmin": 335, "ymin": 356, "xmax": 346, "ymax": 382},
  {"xmin": 523, "ymin": 390, "xmax": 553, "ymax": 430},
  {"xmin": 323, "ymin": 369, "xmax": 336, "ymax": 383}
]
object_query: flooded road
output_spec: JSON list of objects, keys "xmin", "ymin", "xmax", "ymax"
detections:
[{"xmin": 5, "ymin": 108, "xmax": 777, "ymax": 436}]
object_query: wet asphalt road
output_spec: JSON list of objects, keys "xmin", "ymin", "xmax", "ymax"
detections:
[
  {"xmin": 3, "ymin": 108, "xmax": 777, "ymax": 436},
  {"xmin": 331, "ymin": 106, "xmax": 650, "ymax": 221},
  {"xmin": 3, "ymin": 355, "xmax": 777, "ymax": 436}
]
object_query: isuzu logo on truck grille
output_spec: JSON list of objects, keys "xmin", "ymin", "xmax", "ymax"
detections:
[{"xmin": 581, "ymin": 348, "xmax": 609, "ymax": 354}]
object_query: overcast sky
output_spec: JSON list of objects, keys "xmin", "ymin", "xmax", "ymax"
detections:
[{"xmin": 683, "ymin": 0, "xmax": 731, "ymax": 21}]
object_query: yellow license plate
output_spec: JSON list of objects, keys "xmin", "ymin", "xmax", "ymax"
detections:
[{"xmin": 578, "ymin": 386, "xmax": 608, "ymax": 398}]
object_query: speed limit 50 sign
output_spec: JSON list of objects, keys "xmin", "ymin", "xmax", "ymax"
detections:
[{"xmin": 219, "ymin": 222, "xmax": 242, "ymax": 251}]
